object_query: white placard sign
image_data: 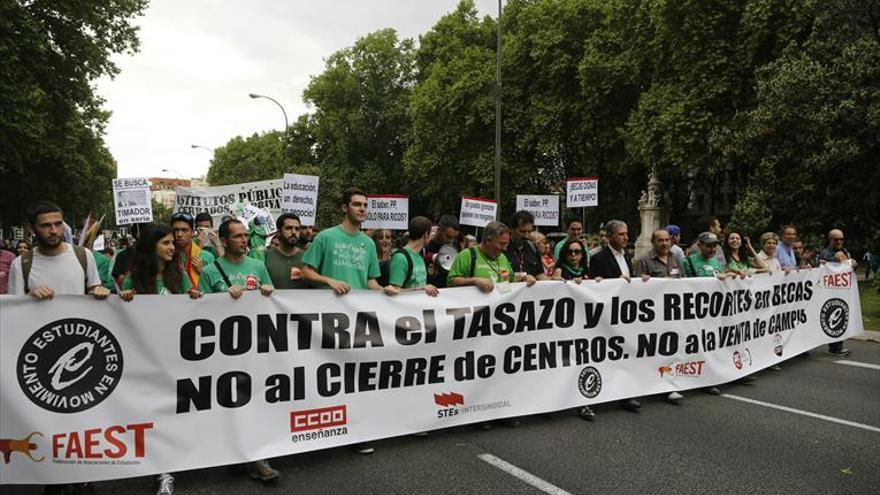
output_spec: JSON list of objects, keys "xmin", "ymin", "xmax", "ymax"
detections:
[
  {"xmin": 459, "ymin": 197, "xmax": 497, "ymax": 228},
  {"xmin": 0, "ymin": 265, "xmax": 864, "ymax": 485},
  {"xmin": 12, "ymin": 226, "xmax": 24, "ymax": 241},
  {"xmin": 566, "ymin": 176, "xmax": 599, "ymax": 208},
  {"xmin": 175, "ymin": 179, "xmax": 283, "ymax": 226},
  {"xmin": 232, "ymin": 203, "xmax": 277, "ymax": 235},
  {"xmin": 362, "ymin": 195, "xmax": 409, "ymax": 230},
  {"xmin": 113, "ymin": 177, "xmax": 153, "ymax": 225},
  {"xmin": 92, "ymin": 235, "xmax": 105, "ymax": 252},
  {"xmin": 516, "ymin": 195, "xmax": 560, "ymax": 227},
  {"xmin": 281, "ymin": 174, "xmax": 320, "ymax": 227}
]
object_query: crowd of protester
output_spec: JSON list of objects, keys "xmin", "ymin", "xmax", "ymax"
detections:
[{"xmin": 0, "ymin": 193, "xmax": 864, "ymax": 495}]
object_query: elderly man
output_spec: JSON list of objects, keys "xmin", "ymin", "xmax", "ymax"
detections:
[
  {"xmin": 819, "ymin": 229, "xmax": 855, "ymax": 356},
  {"xmin": 683, "ymin": 232, "xmax": 729, "ymax": 279},
  {"xmin": 448, "ymin": 221, "xmax": 536, "ymax": 292},
  {"xmin": 634, "ymin": 229, "xmax": 685, "ymax": 403},
  {"xmin": 588, "ymin": 220, "xmax": 642, "ymax": 413}
]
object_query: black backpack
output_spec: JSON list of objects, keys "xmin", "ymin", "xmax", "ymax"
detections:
[{"xmin": 378, "ymin": 249, "xmax": 414, "ymax": 287}]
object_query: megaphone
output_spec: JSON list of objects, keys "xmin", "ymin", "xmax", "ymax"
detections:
[{"xmin": 436, "ymin": 244, "xmax": 459, "ymax": 271}]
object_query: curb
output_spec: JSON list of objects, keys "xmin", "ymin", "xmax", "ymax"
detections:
[{"xmin": 852, "ymin": 330, "xmax": 880, "ymax": 343}]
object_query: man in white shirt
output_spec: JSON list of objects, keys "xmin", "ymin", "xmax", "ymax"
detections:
[{"xmin": 8, "ymin": 200, "xmax": 108, "ymax": 299}]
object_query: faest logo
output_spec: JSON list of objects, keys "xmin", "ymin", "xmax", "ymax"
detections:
[
  {"xmin": 821, "ymin": 272, "xmax": 854, "ymax": 289},
  {"xmin": 658, "ymin": 360, "xmax": 706, "ymax": 378},
  {"xmin": 52, "ymin": 423, "xmax": 153, "ymax": 461},
  {"xmin": 290, "ymin": 405, "xmax": 347, "ymax": 433},
  {"xmin": 435, "ymin": 392, "xmax": 464, "ymax": 418}
]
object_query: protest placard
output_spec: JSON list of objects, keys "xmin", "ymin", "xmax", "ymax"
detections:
[
  {"xmin": 516, "ymin": 195, "xmax": 559, "ymax": 227},
  {"xmin": 459, "ymin": 197, "xmax": 497, "ymax": 228},
  {"xmin": 362, "ymin": 195, "xmax": 408, "ymax": 230},
  {"xmin": 281, "ymin": 174, "xmax": 320, "ymax": 226},
  {"xmin": 113, "ymin": 177, "xmax": 153, "ymax": 225},
  {"xmin": 233, "ymin": 203, "xmax": 277, "ymax": 235},
  {"xmin": 175, "ymin": 179, "xmax": 283, "ymax": 225},
  {"xmin": 566, "ymin": 177, "xmax": 599, "ymax": 208},
  {"xmin": 12, "ymin": 226, "xmax": 23, "ymax": 241}
]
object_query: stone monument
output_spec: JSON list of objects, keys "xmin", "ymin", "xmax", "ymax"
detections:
[{"xmin": 634, "ymin": 168, "xmax": 667, "ymax": 260}]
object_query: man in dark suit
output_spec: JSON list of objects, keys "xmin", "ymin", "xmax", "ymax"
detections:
[
  {"xmin": 589, "ymin": 219, "xmax": 633, "ymax": 280},
  {"xmin": 588, "ymin": 219, "xmax": 642, "ymax": 413}
]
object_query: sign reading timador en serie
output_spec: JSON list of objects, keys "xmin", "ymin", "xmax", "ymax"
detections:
[{"xmin": 112, "ymin": 177, "xmax": 153, "ymax": 225}]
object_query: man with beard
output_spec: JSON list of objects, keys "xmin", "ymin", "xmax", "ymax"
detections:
[
  {"xmin": 8, "ymin": 200, "xmax": 108, "ymax": 495},
  {"xmin": 424, "ymin": 214, "xmax": 461, "ymax": 288},
  {"xmin": 9, "ymin": 201, "xmax": 108, "ymax": 299},
  {"xmin": 265, "ymin": 213, "xmax": 309, "ymax": 289},
  {"xmin": 171, "ymin": 212, "xmax": 216, "ymax": 288},
  {"xmin": 505, "ymin": 210, "xmax": 548, "ymax": 281}
]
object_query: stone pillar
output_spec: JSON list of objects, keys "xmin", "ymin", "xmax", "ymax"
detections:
[{"xmin": 635, "ymin": 169, "xmax": 667, "ymax": 260}]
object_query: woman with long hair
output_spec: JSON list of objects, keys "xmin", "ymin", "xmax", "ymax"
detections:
[
  {"xmin": 553, "ymin": 238, "xmax": 590, "ymax": 282},
  {"xmin": 372, "ymin": 229, "xmax": 394, "ymax": 263},
  {"xmin": 722, "ymin": 231, "xmax": 767, "ymax": 276},
  {"xmin": 120, "ymin": 224, "xmax": 195, "ymax": 297},
  {"xmin": 119, "ymin": 224, "xmax": 198, "ymax": 495}
]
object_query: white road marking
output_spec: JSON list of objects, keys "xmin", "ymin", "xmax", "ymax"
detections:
[
  {"xmin": 478, "ymin": 453, "xmax": 573, "ymax": 495},
  {"xmin": 834, "ymin": 359, "xmax": 880, "ymax": 371},
  {"xmin": 723, "ymin": 394, "xmax": 880, "ymax": 433}
]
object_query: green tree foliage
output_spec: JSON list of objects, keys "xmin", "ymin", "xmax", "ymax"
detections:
[
  {"xmin": 0, "ymin": 0, "xmax": 147, "ymax": 226},
  {"xmin": 206, "ymin": 131, "xmax": 286, "ymax": 185},
  {"xmin": 726, "ymin": 0, "xmax": 880, "ymax": 248}
]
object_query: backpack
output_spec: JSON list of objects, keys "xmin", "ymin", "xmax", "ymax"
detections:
[
  {"xmin": 22, "ymin": 244, "xmax": 89, "ymax": 294},
  {"xmin": 378, "ymin": 249, "xmax": 414, "ymax": 287}
]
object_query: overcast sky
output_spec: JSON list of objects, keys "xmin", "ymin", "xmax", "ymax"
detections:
[{"xmin": 97, "ymin": 0, "xmax": 498, "ymax": 181}]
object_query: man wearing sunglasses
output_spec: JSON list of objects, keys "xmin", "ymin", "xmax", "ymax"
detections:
[{"xmin": 171, "ymin": 212, "xmax": 216, "ymax": 288}]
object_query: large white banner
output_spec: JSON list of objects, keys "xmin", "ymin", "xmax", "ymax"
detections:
[
  {"xmin": 516, "ymin": 195, "xmax": 560, "ymax": 227},
  {"xmin": 112, "ymin": 178, "xmax": 153, "ymax": 225},
  {"xmin": 0, "ymin": 265, "xmax": 863, "ymax": 484},
  {"xmin": 174, "ymin": 179, "xmax": 283, "ymax": 225}
]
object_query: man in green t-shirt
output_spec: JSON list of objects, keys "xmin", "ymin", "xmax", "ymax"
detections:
[
  {"xmin": 384, "ymin": 216, "xmax": 438, "ymax": 296},
  {"xmin": 265, "ymin": 213, "xmax": 309, "ymax": 289},
  {"xmin": 682, "ymin": 232, "xmax": 729, "ymax": 279},
  {"xmin": 448, "ymin": 221, "xmax": 536, "ymax": 292},
  {"xmin": 553, "ymin": 217, "xmax": 584, "ymax": 261},
  {"xmin": 199, "ymin": 219, "xmax": 274, "ymax": 299},
  {"xmin": 302, "ymin": 187, "xmax": 382, "ymax": 294}
]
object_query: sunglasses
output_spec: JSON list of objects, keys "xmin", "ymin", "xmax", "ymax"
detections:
[
  {"xmin": 567, "ymin": 249, "xmax": 583, "ymax": 255},
  {"xmin": 172, "ymin": 213, "xmax": 193, "ymax": 222}
]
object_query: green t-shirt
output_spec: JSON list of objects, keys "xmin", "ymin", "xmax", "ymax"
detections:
[
  {"xmin": 447, "ymin": 247, "xmax": 514, "ymax": 284},
  {"xmin": 121, "ymin": 273, "xmax": 192, "ymax": 294},
  {"xmin": 265, "ymin": 248, "xmax": 309, "ymax": 289},
  {"xmin": 301, "ymin": 225, "xmax": 380, "ymax": 290},
  {"xmin": 388, "ymin": 247, "xmax": 427, "ymax": 288},
  {"xmin": 199, "ymin": 256, "xmax": 273, "ymax": 293},
  {"xmin": 726, "ymin": 256, "xmax": 751, "ymax": 272},
  {"xmin": 93, "ymin": 251, "xmax": 115, "ymax": 292},
  {"xmin": 683, "ymin": 252, "xmax": 724, "ymax": 277}
]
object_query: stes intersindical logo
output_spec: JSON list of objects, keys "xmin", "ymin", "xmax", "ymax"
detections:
[{"xmin": 17, "ymin": 318, "xmax": 124, "ymax": 413}]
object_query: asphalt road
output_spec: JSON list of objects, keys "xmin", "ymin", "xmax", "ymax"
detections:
[{"xmin": 4, "ymin": 340, "xmax": 879, "ymax": 495}]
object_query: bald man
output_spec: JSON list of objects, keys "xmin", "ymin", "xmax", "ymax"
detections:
[{"xmin": 819, "ymin": 228, "xmax": 855, "ymax": 356}]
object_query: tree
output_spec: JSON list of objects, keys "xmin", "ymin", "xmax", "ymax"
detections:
[
  {"xmin": 206, "ymin": 131, "xmax": 286, "ymax": 186},
  {"xmin": 0, "ymin": 0, "xmax": 147, "ymax": 226}
]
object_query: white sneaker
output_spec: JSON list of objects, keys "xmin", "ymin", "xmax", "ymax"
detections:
[
  {"xmin": 667, "ymin": 391, "xmax": 684, "ymax": 403},
  {"xmin": 156, "ymin": 473, "xmax": 174, "ymax": 495}
]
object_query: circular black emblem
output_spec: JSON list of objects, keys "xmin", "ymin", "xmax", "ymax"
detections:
[
  {"xmin": 17, "ymin": 318, "xmax": 124, "ymax": 413},
  {"xmin": 578, "ymin": 366, "xmax": 602, "ymax": 399},
  {"xmin": 819, "ymin": 299, "xmax": 849, "ymax": 339}
]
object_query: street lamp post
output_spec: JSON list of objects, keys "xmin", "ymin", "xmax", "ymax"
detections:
[
  {"xmin": 494, "ymin": 0, "xmax": 502, "ymax": 220},
  {"xmin": 190, "ymin": 144, "xmax": 212, "ymax": 153},
  {"xmin": 161, "ymin": 168, "xmax": 185, "ymax": 179},
  {"xmin": 248, "ymin": 93, "xmax": 289, "ymax": 131}
]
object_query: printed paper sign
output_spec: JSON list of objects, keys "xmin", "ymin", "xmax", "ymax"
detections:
[
  {"xmin": 566, "ymin": 177, "xmax": 599, "ymax": 208},
  {"xmin": 231, "ymin": 203, "xmax": 277, "ymax": 235},
  {"xmin": 516, "ymin": 195, "xmax": 559, "ymax": 227},
  {"xmin": 92, "ymin": 235, "xmax": 105, "ymax": 252},
  {"xmin": 175, "ymin": 179, "xmax": 283, "ymax": 226},
  {"xmin": 113, "ymin": 177, "xmax": 153, "ymax": 225},
  {"xmin": 362, "ymin": 195, "xmax": 408, "ymax": 230},
  {"xmin": 281, "ymin": 174, "xmax": 320, "ymax": 227},
  {"xmin": 459, "ymin": 197, "xmax": 497, "ymax": 228},
  {"xmin": 12, "ymin": 227, "xmax": 23, "ymax": 241}
]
